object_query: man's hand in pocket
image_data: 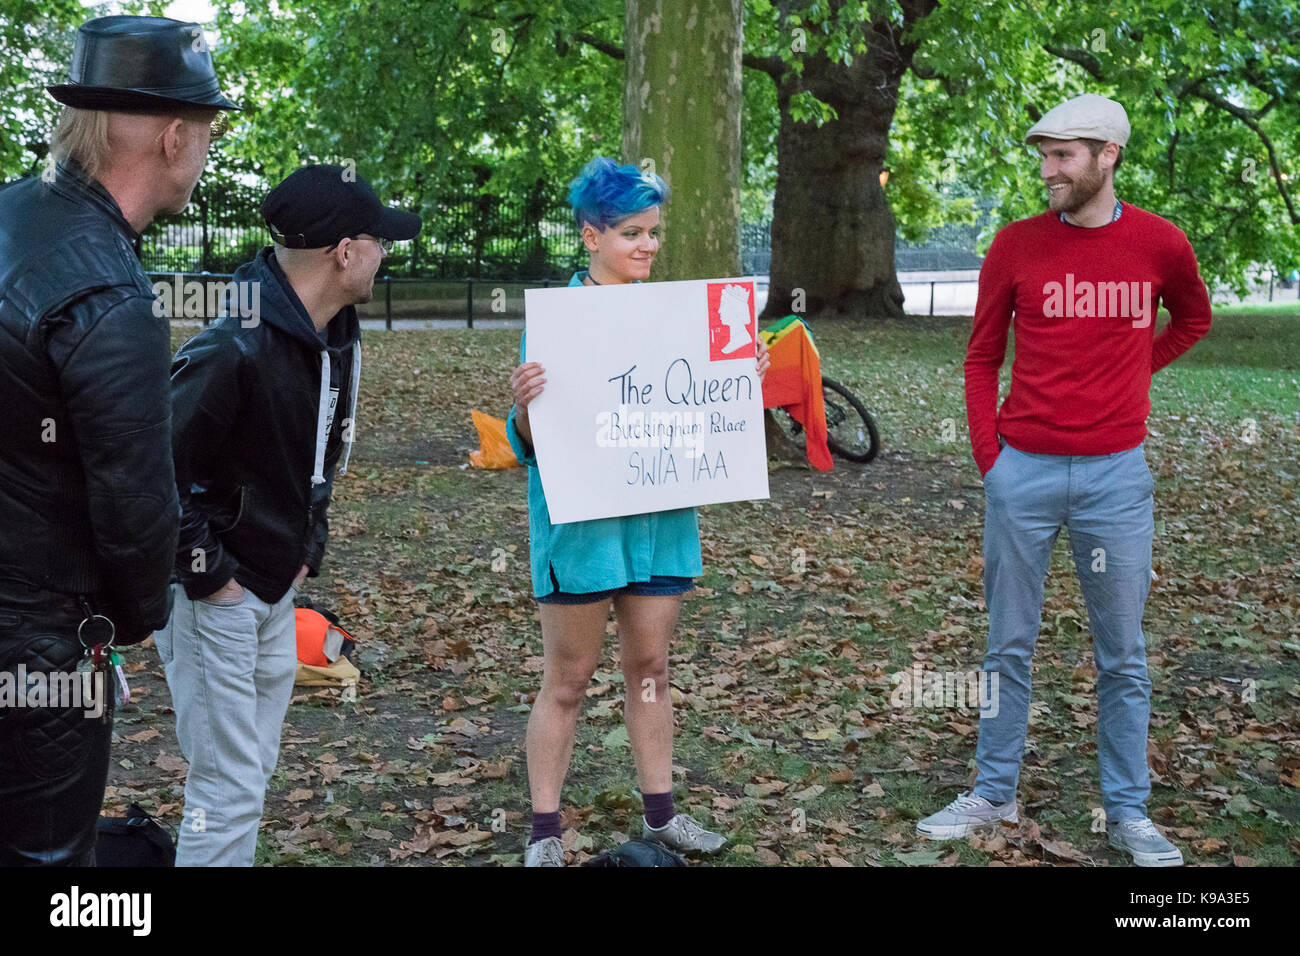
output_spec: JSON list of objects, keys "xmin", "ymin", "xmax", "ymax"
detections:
[{"xmin": 202, "ymin": 578, "xmax": 245, "ymax": 604}]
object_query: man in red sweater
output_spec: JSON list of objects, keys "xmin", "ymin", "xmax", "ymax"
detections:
[{"xmin": 916, "ymin": 93, "xmax": 1211, "ymax": 866}]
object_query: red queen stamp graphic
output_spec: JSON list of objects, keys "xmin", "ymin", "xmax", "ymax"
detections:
[{"xmin": 707, "ymin": 280, "xmax": 757, "ymax": 362}]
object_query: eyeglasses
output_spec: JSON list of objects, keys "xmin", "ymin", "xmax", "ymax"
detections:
[
  {"xmin": 157, "ymin": 112, "xmax": 231, "ymax": 152},
  {"xmin": 352, "ymin": 235, "xmax": 393, "ymax": 254},
  {"xmin": 325, "ymin": 235, "xmax": 394, "ymax": 255}
]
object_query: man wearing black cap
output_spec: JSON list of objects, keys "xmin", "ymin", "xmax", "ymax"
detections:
[
  {"xmin": 0, "ymin": 15, "xmax": 237, "ymax": 866},
  {"xmin": 156, "ymin": 164, "xmax": 420, "ymax": 866}
]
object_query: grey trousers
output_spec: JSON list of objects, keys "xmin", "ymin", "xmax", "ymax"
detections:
[
  {"xmin": 154, "ymin": 581, "xmax": 297, "ymax": 866},
  {"xmin": 974, "ymin": 443, "xmax": 1154, "ymax": 821}
]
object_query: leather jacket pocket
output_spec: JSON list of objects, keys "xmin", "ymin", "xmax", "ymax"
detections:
[{"xmin": 208, "ymin": 484, "xmax": 247, "ymax": 534}]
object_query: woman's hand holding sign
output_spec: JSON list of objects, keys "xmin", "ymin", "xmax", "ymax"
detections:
[
  {"xmin": 510, "ymin": 360, "xmax": 547, "ymax": 449},
  {"xmin": 755, "ymin": 337, "xmax": 770, "ymax": 383}
]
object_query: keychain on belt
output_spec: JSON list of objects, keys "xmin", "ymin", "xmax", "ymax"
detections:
[{"xmin": 77, "ymin": 603, "xmax": 129, "ymax": 713}]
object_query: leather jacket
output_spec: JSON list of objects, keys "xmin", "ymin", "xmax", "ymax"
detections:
[
  {"xmin": 169, "ymin": 247, "xmax": 360, "ymax": 604},
  {"xmin": 0, "ymin": 160, "xmax": 179, "ymax": 643}
]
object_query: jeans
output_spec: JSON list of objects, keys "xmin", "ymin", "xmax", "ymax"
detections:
[
  {"xmin": 536, "ymin": 570, "xmax": 695, "ymax": 605},
  {"xmin": 973, "ymin": 442, "xmax": 1155, "ymax": 822},
  {"xmin": 155, "ymin": 581, "xmax": 297, "ymax": 866}
]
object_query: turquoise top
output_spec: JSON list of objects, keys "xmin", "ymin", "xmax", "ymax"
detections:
[{"xmin": 506, "ymin": 272, "xmax": 703, "ymax": 598}]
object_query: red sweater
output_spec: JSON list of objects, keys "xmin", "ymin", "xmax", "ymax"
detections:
[{"xmin": 964, "ymin": 202, "xmax": 1212, "ymax": 476}]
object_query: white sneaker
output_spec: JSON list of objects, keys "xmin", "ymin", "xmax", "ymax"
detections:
[
  {"xmin": 524, "ymin": 836, "xmax": 564, "ymax": 867},
  {"xmin": 642, "ymin": 813, "xmax": 727, "ymax": 854},
  {"xmin": 916, "ymin": 791, "xmax": 1018, "ymax": 840},
  {"xmin": 1108, "ymin": 818, "xmax": 1184, "ymax": 867}
]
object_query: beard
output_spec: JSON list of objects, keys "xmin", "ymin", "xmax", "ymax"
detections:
[{"xmin": 1047, "ymin": 158, "xmax": 1106, "ymax": 214}]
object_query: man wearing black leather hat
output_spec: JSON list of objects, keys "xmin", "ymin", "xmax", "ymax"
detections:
[
  {"xmin": 157, "ymin": 165, "xmax": 420, "ymax": 865},
  {"xmin": 0, "ymin": 16, "xmax": 238, "ymax": 866}
]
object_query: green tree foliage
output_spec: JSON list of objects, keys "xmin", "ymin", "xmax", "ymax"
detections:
[
  {"xmin": 215, "ymin": 0, "xmax": 623, "ymax": 213},
  {"xmin": 743, "ymin": 0, "xmax": 1299, "ymax": 296},
  {"xmin": 0, "ymin": 0, "xmax": 103, "ymax": 177},
  {"xmin": 3, "ymin": 1, "xmax": 1293, "ymax": 294},
  {"xmin": 901, "ymin": 0, "xmax": 1300, "ymax": 292}
]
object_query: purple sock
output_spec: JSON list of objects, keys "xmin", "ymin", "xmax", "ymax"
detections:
[
  {"xmin": 643, "ymin": 791, "xmax": 676, "ymax": 830},
  {"xmin": 530, "ymin": 810, "xmax": 562, "ymax": 845}
]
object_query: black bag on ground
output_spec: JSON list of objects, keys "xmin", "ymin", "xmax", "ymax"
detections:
[
  {"xmin": 95, "ymin": 803, "xmax": 175, "ymax": 866},
  {"xmin": 581, "ymin": 839, "xmax": 688, "ymax": 867}
]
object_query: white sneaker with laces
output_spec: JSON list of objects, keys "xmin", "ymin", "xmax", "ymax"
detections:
[
  {"xmin": 1108, "ymin": 818, "xmax": 1184, "ymax": 867},
  {"xmin": 642, "ymin": 813, "xmax": 727, "ymax": 854},
  {"xmin": 524, "ymin": 836, "xmax": 564, "ymax": 867},
  {"xmin": 916, "ymin": 791, "xmax": 1018, "ymax": 840}
]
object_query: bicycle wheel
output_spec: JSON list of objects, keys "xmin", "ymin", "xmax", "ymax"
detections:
[
  {"xmin": 772, "ymin": 406, "xmax": 804, "ymax": 444},
  {"xmin": 821, "ymin": 377, "xmax": 879, "ymax": 463}
]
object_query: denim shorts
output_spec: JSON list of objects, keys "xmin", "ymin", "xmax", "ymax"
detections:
[{"xmin": 536, "ymin": 570, "xmax": 694, "ymax": 605}]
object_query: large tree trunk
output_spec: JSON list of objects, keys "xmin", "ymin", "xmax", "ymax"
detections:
[
  {"xmin": 622, "ymin": 0, "xmax": 743, "ymax": 281},
  {"xmin": 760, "ymin": 5, "xmax": 935, "ymax": 322}
]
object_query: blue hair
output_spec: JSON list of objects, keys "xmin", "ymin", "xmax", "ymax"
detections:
[{"xmin": 567, "ymin": 156, "xmax": 669, "ymax": 230}]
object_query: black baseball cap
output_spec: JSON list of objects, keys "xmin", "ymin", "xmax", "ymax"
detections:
[{"xmin": 261, "ymin": 164, "xmax": 422, "ymax": 249}]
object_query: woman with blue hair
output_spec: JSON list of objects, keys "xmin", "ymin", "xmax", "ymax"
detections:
[{"xmin": 507, "ymin": 157, "xmax": 768, "ymax": 867}]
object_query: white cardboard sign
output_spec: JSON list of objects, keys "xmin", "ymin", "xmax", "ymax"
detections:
[{"xmin": 524, "ymin": 277, "xmax": 770, "ymax": 524}]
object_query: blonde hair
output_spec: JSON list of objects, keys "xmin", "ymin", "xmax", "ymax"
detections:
[{"xmin": 50, "ymin": 107, "xmax": 112, "ymax": 180}]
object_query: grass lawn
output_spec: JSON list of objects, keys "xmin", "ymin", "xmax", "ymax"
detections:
[{"xmin": 104, "ymin": 307, "xmax": 1300, "ymax": 866}]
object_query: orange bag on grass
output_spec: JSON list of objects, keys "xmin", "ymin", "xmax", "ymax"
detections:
[
  {"xmin": 293, "ymin": 607, "xmax": 360, "ymax": 695},
  {"xmin": 468, "ymin": 409, "xmax": 519, "ymax": 469}
]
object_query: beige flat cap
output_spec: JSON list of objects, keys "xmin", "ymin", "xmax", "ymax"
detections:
[{"xmin": 1026, "ymin": 93, "xmax": 1130, "ymax": 147}]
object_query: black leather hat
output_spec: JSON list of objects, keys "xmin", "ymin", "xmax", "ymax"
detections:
[
  {"xmin": 262, "ymin": 165, "xmax": 422, "ymax": 249},
  {"xmin": 47, "ymin": 15, "xmax": 241, "ymax": 112}
]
